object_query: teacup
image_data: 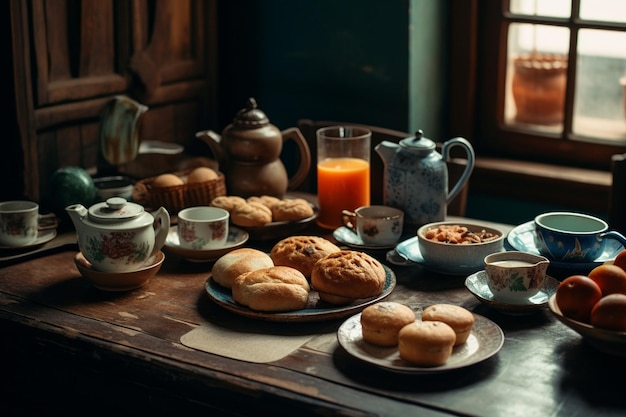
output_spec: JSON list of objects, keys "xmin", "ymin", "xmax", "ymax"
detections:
[
  {"xmin": 484, "ymin": 251, "xmax": 550, "ymax": 303},
  {"xmin": 534, "ymin": 212, "xmax": 626, "ymax": 263},
  {"xmin": 0, "ymin": 201, "xmax": 39, "ymax": 247},
  {"xmin": 178, "ymin": 206, "xmax": 229, "ymax": 250},
  {"xmin": 341, "ymin": 205, "xmax": 403, "ymax": 246}
]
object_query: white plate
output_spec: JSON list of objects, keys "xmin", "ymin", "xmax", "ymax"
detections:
[
  {"xmin": 465, "ymin": 270, "xmax": 559, "ymax": 315},
  {"xmin": 337, "ymin": 312, "xmax": 504, "ymax": 373},
  {"xmin": 205, "ymin": 265, "xmax": 396, "ymax": 322},
  {"xmin": 388, "ymin": 236, "xmax": 485, "ymax": 275},
  {"xmin": 0, "ymin": 228, "xmax": 57, "ymax": 250},
  {"xmin": 506, "ymin": 221, "xmax": 624, "ymax": 273},
  {"xmin": 164, "ymin": 226, "xmax": 249, "ymax": 262},
  {"xmin": 333, "ymin": 226, "xmax": 398, "ymax": 250}
]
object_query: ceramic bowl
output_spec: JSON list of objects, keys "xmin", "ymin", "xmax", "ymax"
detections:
[
  {"xmin": 534, "ymin": 212, "xmax": 609, "ymax": 263},
  {"xmin": 483, "ymin": 251, "xmax": 550, "ymax": 303},
  {"xmin": 417, "ymin": 221, "xmax": 505, "ymax": 272},
  {"xmin": 74, "ymin": 250, "xmax": 164, "ymax": 291},
  {"xmin": 548, "ymin": 294, "xmax": 626, "ymax": 357}
]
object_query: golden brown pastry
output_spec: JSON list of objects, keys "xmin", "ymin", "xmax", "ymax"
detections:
[
  {"xmin": 311, "ymin": 250, "xmax": 386, "ymax": 305},
  {"xmin": 247, "ymin": 195, "xmax": 282, "ymax": 210},
  {"xmin": 232, "ymin": 266, "xmax": 310, "ymax": 312},
  {"xmin": 421, "ymin": 304, "xmax": 475, "ymax": 346},
  {"xmin": 231, "ymin": 202, "xmax": 273, "ymax": 227},
  {"xmin": 398, "ymin": 320, "xmax": 456, "ymax": 366},
  {"xmin": 270, "ymin": 198, "xmax": 314, "ymax": 222},
  {"xmin": 270, "ymin": 236, "xmax": 340, "ymax": 278},
  {"xmin": 360, "ymin": 302, "xmax": 416, "ymax": 347},
  {"xmin": 211, "ymin": 196, "xmax": 247, "ymax": 212},
  {"xmin": 211, "ymin": 248, "xmax": 274, "ymax": 289}
]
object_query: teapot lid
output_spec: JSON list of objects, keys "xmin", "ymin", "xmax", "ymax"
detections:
[
  {"xmin": 88, "ymin": 197, "xmax": 146, "ymax": 223},
  {"xmin": 399, "ymin": 130, "xmax": 436, "ymax": 152},
  {"xmin": 232, "ymin": 97, "xmax": 270, "ymax": 128}
]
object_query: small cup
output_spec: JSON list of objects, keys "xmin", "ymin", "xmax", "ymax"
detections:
[
  {"xmin": 484, "ymin": 251, "xmax": 550, "ymax": 303},
  {"xmin": 0, "ymin": 201, "xmax": 39, "ymax": 247},
  {"xmin": 341, "ymin": 205, "xmax": 403, "ymax": 246},
  {"xmin": 534, "ymin": 211, "xmax": 610, "ymax": 263},
  {"xmin": 177, "ymin": 206, "xmax": 229, "ymax": 250}
]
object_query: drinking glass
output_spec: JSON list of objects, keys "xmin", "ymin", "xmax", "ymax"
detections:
[{"xmin": 316, "ymin": 126, "xmax": 371, "ymax": 229}]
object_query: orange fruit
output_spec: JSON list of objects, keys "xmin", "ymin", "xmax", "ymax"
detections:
[
  {"xmin": 613, "ymin": 249, "xmax": 626, "ymax": 273},
  {"xmin": 588, "ymin": 264, "xmax": 626, "ymax": 296},
  {"xmin": 590, "ymin": 294, "xmax": 626, "ymax": 331},
  {"xmin": 556, "ymin": 275, "xmax": 603, "ymax": 323}
]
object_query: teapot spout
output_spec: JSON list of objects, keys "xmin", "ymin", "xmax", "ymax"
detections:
[
  {"xmin": 65, "ymin": 204, "xmax": 88, "ymax": 232},
  {"xmin": 374, "ymin": 141, "xmax": 399, "ymax": 164},
  {"xmin": 196, "ymin": 129, "xmax": 225, "ymax": 164}
]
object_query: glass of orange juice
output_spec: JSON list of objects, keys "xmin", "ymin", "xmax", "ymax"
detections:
[{"xmin": 316, "ymin": 126, "xmax": 371, "ymax": 230}]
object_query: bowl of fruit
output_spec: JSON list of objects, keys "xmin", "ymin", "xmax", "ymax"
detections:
[{"xmin": 548, "ymin": 250, "xmax": 626, "ymax": 356}]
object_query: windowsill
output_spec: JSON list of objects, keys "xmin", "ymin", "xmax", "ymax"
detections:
[{"xmin": 467, "ymin": 157, "xmax": 612, "ymax": 214}]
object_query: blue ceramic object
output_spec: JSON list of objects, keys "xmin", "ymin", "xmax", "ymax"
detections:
[{"xmin": 533, "ymin": 212, "xmax": 625, "ymax": 263}]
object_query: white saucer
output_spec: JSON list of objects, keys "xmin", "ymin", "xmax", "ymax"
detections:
[
  {"xmin": 164, "ymin": 226, "xmax": 249, "ymax": 262},
  {"xmin": 387, "ymin": 236, "xmax": 484, "ymax": 275},
  {"xmin": 333, "ymin": 226, "xmax": 398, "ymax": 250},
  {"xmin": 465, "ymin": 270, "xmax": 559, "ymax": 315},
  {"xmin": 506, "ymin": 221, "xmax": 624, "ymax": 273},
  {"xmin": 0, "ymin": 228, "xmax": 57, "ymax": 250}
]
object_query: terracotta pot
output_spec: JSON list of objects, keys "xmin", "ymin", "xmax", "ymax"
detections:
[{"xmin": 512, "ymin": 54, "xmax": 567, "ymax": 125}]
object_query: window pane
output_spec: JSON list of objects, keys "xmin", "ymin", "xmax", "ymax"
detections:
[
  {"xmin": 573, "ymin": 29, "xmax": 626, "ymax": 141},
  {"xmin": 580, "ymin": 0, "xmax": 626, "ymax": 23},
  {"xmin": 510, "ymin": 0, "xmax": 570, "ymax": 18},
  {"xmin": 505, "ymin": 23, "xmax": 570, "ymax": 129}
]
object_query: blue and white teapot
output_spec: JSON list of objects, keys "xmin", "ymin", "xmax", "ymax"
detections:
[{"xmin": 375, "ymin": 130, "xmax": 475, "ymax": 226}]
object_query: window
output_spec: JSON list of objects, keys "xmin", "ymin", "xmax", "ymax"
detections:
[{"xmin": 464, "ymin": 0, "xmax": 626, "ymax": 170}]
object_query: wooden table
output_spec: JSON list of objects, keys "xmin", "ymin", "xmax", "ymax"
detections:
[{"xmin": 1, "ymin": 217, "xmax": 625, "ymax": 417}]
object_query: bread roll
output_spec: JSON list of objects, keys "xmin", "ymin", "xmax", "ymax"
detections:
[
  {"xmin": 360, "ymin": 302, "xmax": 416, "ymax": 347},
  {"xmin": 270, "ymin": 236, "xmax": 340, "ymax": 278},
  {"xmin": 311, "ymin": 250, "xmax": 386, "ymax": 305},
  {"xmin": 398, "ymin": 320, "xmax": 456, "ymax": 366},
  {"xmin": 421, "ymin": 304, "xmax": 475, "ymax": 346},
  {"xmin": 232, "ymin": 266, "xmax": 310, "ymax": 312},
  {"xmin": 211, "ymin": 248, "xmax": 274, "ymax": 289}
]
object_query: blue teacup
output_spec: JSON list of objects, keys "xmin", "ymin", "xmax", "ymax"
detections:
[{"xmin": 534, "ymin": 212, "xmax": 626, "ymax": 263}]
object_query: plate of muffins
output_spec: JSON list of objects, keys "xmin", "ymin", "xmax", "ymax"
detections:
[
  {"xmin": 205, "ymin": 236, "xmax": 397, "ymax": 322},
  {"xmin": 337, "ymin": 302, "xmax": 504, "ymax": 373}
]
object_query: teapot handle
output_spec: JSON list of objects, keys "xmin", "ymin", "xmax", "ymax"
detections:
[
  {"xmin": 281, "ymin": 127, "xmax": 312, "ymax": 190},
  {"xmin": 150, "ymin": 207, "xmax": 171, "ymax": 258},
  {"xmin": 442, "ymin": 137, "xmax": 475, "ymax": 204}
]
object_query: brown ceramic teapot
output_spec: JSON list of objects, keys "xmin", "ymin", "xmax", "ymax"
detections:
[{"xmin": 197, "ymin": 98, "xmax": 311, "ymax": 198}]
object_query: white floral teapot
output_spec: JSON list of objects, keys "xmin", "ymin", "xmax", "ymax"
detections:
[
  {"xmin": 66, "ymin": 197, "xmax": 170, "ymax": 273},
  {"xmin": 375, "ymin": 130, "xmax": 475, "ymax": 226}
]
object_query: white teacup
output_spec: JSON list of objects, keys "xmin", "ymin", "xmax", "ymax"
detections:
[
  {"xmin": 177, "ymin": 206, "xmax": 229, "ymax": 250},
  {"xmin": 0, "ymin": 201, "xmax": 39, "ymax": 247},
  {"xmin": 342, "ymin": 205, "xmax": 404, "ymax": 246},
  {"xmin": 484, "ymin": 251, "xmax": 550, "ymax": 303}
]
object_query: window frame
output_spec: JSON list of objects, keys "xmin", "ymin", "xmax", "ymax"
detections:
[{"xmin": 450, "ymin": 0, "xmax": 626, "ymax": 171}]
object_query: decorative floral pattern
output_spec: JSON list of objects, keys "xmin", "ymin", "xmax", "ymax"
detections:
[
  {"xmin": 87, "ymin": 231, "xmax": 149, "ymax": 265},
  {"xmin": 1, "ymin": 213, "xmax": 36, "ymax": 238}
]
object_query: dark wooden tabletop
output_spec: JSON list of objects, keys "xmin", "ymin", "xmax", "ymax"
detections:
[{"xmin": 1, "ymin": 217, "xmax": 625, "ymax": 417}]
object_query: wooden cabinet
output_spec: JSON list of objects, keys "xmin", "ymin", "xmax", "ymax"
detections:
[{"xmin": 6, "ymin": 0, "xmax": 218, "ymax": 203}]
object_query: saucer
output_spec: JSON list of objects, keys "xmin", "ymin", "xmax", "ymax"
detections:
[
  {"xmin": 333, "ymin": 226, "xmax": 398, "ymax": 250},
  {"xmin": 74, "ymin": 251, "xmax": 164, "ymax": 291},
  {"xmin": 164, "ymin": 226, "xmax": 249, "ymax": 262},
  {"xmin": 465, "ymin": 270, "xmax": 559, "ymax": 315},
  {"xmin": 0, "ymin": 228, "xmax": 57, "ymax": 250},
  {"xmin": 388, "ymin": 236, "xmax": 484, "ymax": 275},
  {"xmin": 506, "ymin": 221, "xmax": 624, "ymax": 274}
]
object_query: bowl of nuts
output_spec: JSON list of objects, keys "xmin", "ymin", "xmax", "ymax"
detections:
[{"xmin": 416, "ymin": 221, "xmax": 505, "ymax": 274}]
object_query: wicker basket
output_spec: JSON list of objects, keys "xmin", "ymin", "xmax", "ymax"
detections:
[{"xmin": 132, "ymin": 169, "xmax": 227, "ymax": 214}]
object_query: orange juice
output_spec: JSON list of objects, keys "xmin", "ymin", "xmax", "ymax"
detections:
[{"xmin": 317, "ymin": 157, "xmax": 370, "ymax": 229}]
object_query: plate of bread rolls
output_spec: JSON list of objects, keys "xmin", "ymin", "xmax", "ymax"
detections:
[
  {"xmin": 337, "ymin": 302, "xmax": 504, "ymax": 373},
  {"xmin": 205, "ymin": 238, "xmax": 396, "ymax": 322},
  {"xmin": 210, "ymin": 195, "xmax": 317, "ymax": 241}
]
